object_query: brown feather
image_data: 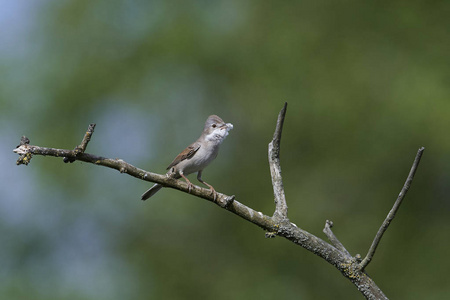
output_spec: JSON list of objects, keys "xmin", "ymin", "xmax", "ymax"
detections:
[{"xmin": 166, "ymin": 142, "xmax": 201, "ymax": 170}]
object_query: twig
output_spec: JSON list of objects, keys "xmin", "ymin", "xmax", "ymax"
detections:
[
  {"xmin": 359, "ymin": 147, "xmax": 425, "ymax": 271},
  {"xmin": 63, "ymin": 123, "xmax": 96, "ymax": 163},
  {"xmin": 269, "ymin": 102, "xmax": 288, "ymax": 221},
  {"xmin": 323, "ymin": 220, "xmax": 351, "ymax": 257}
]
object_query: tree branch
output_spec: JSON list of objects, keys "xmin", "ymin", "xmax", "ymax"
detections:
[
  {"xmin": 323, "ymin": 220, "xmax": 351, "ymax": 257},
  {"xmin": 13, "ymin": 139, "xmax": 236, "ymax": 208},
  {"xmin": 14, "ymin": 105, "xmax": 425, "ymax": 300},
  {"xmin": 359, "ymin": 147, "xmax": 425, "ymax": 271},
  {"xmin": 269, "ymin": 102, "xmax": 288, "ymax": 221}
]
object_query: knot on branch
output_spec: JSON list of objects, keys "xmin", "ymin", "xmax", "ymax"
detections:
[
  {"xmin": 117, "ymin": 159, "xmax": 128, "ymax": 173},
  {"xmin": 216, "ymin": 194, "xmax": 235, "ymax": 209}
]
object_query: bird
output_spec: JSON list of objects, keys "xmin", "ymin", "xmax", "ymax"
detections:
[{"xmin": 141, "ymin": 115, "xmax": 233, "ymax": 201}]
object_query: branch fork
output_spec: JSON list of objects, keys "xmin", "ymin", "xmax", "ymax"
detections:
[{"xmin": 63, "ymin": 123, "xmax": 96, "ymax": 163}]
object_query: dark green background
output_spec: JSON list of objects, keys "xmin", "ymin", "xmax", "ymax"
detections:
[{"xmin": 1, "ymin": 1, "xmax": 449, "ymax": 299}]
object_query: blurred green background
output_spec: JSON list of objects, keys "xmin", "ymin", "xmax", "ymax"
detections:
[{"xmin": 1, "ymin": 0, "xmax": 449, "ymax": 299}]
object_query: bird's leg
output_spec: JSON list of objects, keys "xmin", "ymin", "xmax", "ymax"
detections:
[
  {"xmin": 197, "ymin": 171, "xmax": 217, "ymax": 201},
  {"xmin": 179, "ymin": 171, "xmax": 194, "ymax": 193}
]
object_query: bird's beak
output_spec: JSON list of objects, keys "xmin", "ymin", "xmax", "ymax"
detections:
[{"xmin": 221, "ymin": 123, "xmax": 233, "ymax": 130}]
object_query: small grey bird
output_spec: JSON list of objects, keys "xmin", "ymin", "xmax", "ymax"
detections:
[{"xmin": 141, "ymin": 115, "xmax": 233, "ymax": 200}]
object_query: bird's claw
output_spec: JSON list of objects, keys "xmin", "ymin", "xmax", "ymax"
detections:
[
  {"xmin": 187, "ymin": 182, "xmax": 194, "ymax": 193},
  {"xmin": 210, "ymin": 187, "xmax": 217, "ymax": 201}
]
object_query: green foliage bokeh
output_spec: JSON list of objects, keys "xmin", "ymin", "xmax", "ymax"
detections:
[{"xmin": 1, "ymin": 1, "xmax": 449, "ymax": 299}]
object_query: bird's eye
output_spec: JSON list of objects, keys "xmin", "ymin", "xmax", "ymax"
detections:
[{"xmin": 212, "ymin": 124, "xmax": 217, "ymax": 128}]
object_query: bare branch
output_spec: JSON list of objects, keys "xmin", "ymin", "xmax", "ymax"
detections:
[
  {"xmin": 269, "ymin": 102, "xmax": 288, "ymax": 221},
  {"xmin": 323, "ymin": 220, "xmax": 351, "ymax": 257},
  {"xmin": 14, "ymin": 142, "xmax": 216, "ymax": 199},
  {"xmin": 15, "ymin": 109, "xmax": 421, "ymax": 300},
  {"xmin": 359, "ymin": 147, "xmax": 425, "ymax": 271}
]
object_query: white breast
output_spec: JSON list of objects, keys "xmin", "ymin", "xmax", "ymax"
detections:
[{"xmin": 175, "ymin": 142, "xmax": 220, "ymax": 175}]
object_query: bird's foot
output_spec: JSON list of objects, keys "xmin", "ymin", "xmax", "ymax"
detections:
[
  {"xmin": 187, "ymin": 182, "xmax": 194, "ymax": 193},
  {"xmin": 209, "ymin": 187, "xmax": 217, "ymax": 201}
]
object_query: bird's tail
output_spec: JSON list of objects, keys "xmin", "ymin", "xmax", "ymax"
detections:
[{"xmin": 141, "ymin": 184, "xmax": 163, "ymax": 200}]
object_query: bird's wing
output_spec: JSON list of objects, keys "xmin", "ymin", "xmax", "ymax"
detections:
[{"xmin": 166, "ymin": 142, "xmax": 201, "ymax": 170}]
